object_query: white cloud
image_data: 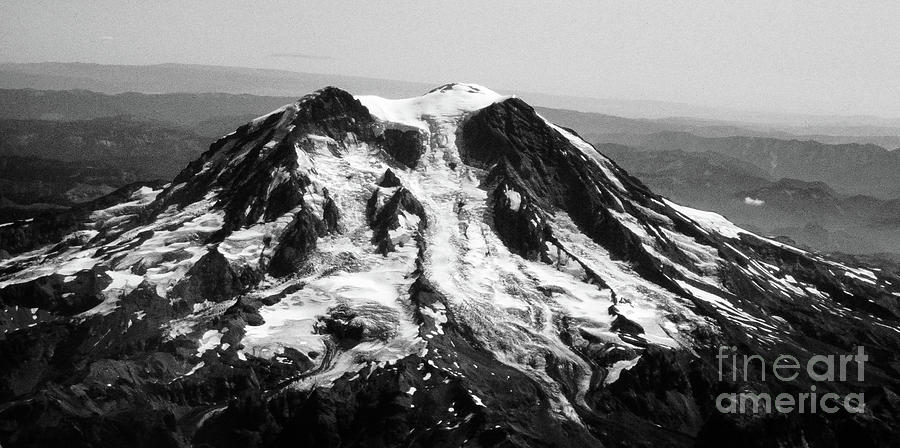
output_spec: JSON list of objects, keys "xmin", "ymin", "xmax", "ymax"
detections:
[{"xmin": 744, "ymin": 197, "xmax": 765, "ymax": 206}]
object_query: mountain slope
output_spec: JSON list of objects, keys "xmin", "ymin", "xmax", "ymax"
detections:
[{"xmin": 1, "ymin": 85, "xmax": 899, "ymax": 448}]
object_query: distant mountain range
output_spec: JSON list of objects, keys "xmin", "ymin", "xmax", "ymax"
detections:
[
  {"xmin": 0, "ymin": 88, "xmax": 294, "ymax": 137},
  {"xmin": 597, "ymin": 131, "xmax": 900, "ymax": 198},
  {"xmin": 0, "ymin": 117, "xmax": 206, "ymax": 216},
  {"xmin": 600, "ymin": 144, "xmax": 900, "ymax": 254},
  {"xmin": 0, "ymin": 62, "xmax": 430, "ymax": 100},
  {"xmin": 4, "ymin": 61, "xmax": 900, "ymax": 133},
  {"xmin": 538, "ymin": 107, "xmax": 900, "ymax": 149}
]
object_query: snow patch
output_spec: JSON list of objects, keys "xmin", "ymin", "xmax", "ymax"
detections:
[{"xmin": 604, "ymin": 356, "xmax": 642, "ymax": 385}]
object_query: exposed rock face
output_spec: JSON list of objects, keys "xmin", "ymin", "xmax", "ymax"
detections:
[
  {"xmin": 268, "ymin": 205, "xmax": 322, "ymax": 277},
  {"xmin": 366, "ymin": 169, "xmax": 427, "ymax": 255},
  {"xmin": 381, "ymin": 129, "xmax": 427, "ymax": 168},
  {"xmin": 0, "ymin": 267, "xmax": 111, "ymax": 315},
  {"xmin": 316, "ymin": 301, "xmax": 401, "ymax": 346},
  {"xmin": 1, "ymin": 84, "xmax": 899, "ymax": 448},
  {"xmin": 172, "ymin": 248, "xmax": 249, "ymax": 305}
]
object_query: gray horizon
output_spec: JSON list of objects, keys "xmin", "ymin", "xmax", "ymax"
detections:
[{"xmin": 2, "ymin": 1, "xmax": 899, "ymax": 118}]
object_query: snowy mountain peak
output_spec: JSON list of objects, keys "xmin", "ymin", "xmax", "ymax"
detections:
[
  {"xmin": 2, "ymin": 84, "xmax": 900, "ymax": 447},
  {"xmin": 426, "ymin": 82, "xmax": 494, "ymax": 94},
  {"xmin": 356, "ymin": 83, "xmax": 506, "ymax": 134}
]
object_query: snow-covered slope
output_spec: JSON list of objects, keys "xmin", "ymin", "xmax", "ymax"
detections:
[{"xmin": 1, "ymin": 84, "xmax": 899, "ymax": 447}]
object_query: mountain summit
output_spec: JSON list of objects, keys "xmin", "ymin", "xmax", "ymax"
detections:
[{"xmin": 1, "ymin": 84, "xmax": 899, "ymax": 447}]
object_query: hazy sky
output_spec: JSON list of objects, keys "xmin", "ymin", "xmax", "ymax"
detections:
[{"xmin": 2, "ymin": 1, "xmax": 899, "ymax": 116}]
